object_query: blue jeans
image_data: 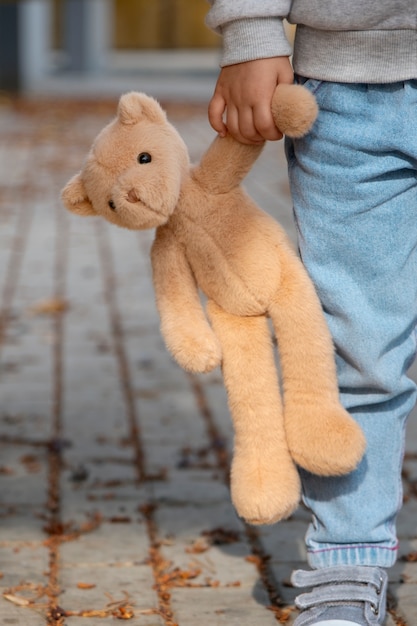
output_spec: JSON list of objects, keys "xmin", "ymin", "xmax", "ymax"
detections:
[{"xmin": 286, "ymin": 79, "xmax": 417, "ymax": 569}]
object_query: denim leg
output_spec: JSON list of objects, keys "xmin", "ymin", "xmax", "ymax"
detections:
[{"xmin": 286, "ymin": 80, "xmax": 417, "ymax": 568}]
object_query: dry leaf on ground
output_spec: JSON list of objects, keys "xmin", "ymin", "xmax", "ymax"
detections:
[{"xmin": 30, "ymin": 298, "xmax": 69, "ymax": 315}]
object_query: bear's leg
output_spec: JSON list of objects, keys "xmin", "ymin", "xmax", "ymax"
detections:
[
  {"xmin": 268, "ymin": 252, "xmax": 366, "ymax": 476},
  {"xmin": 206, "ymin": 300, "xmax": 301, "ymax": 525}
]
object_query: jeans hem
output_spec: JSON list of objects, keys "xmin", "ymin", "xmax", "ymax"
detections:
[{"xmin": 307, "ymin": 544, "xmax": 398, "ymax": 569}]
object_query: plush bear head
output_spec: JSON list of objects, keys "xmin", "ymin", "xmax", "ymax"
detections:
[
  {"xmin": 61, "ymin": 92, "xmax": 190, "ymax": 230},
  {"xmin": 62, "ymin": 85, "xmax": 318, "ymax": 232}
]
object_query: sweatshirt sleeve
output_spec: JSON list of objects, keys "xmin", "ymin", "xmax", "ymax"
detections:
[{"xmin": 206, "ymin": 1, "xmax": 293, "ymax": 66}]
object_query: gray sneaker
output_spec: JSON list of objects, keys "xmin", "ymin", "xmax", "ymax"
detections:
[{"xmin": 291, "ymin": 566, "xmax": 388, "ymax": 626}]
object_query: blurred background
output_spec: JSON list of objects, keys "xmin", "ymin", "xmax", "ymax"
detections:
[
  {"xmin": 0, "ymin": 4, "xmax": 416, "ymax": 625},
  {"xmin": 0, "ymin": 0, "xmax": 222, "ymax": 102}
]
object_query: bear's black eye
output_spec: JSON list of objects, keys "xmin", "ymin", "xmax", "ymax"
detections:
[
  {"xmin": 108, "ymin": 200, "xmax": 116, "ymax": 211},
  {"xmin": 138, "ymin": 152, "xmax": 152, "ymax": 164}
]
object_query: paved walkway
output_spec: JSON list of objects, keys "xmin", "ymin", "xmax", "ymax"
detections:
[{"xmin": 0, "ymin": 88, "xmax": 416, "ymax": 625}]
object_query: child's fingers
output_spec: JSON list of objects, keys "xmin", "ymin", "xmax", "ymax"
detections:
[
  {"xmin": 232, "ymin": 106, "xmax": 265, "ymax": 144},
  {"xmin": 226, "ymin": 105, "xmax": 282, "ymax": 144},
  {"xmin": 252, "ymin": 103, "xmax": 284, "ymax": 141},
  {"xmin": 208, "ymin": 93, "xmax": 228, "ymax": 137}
]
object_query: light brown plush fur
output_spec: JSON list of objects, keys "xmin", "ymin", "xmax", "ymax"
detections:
[{"xmin": 61, "ymin": 85, "xmax": 366, "ymax": 525}]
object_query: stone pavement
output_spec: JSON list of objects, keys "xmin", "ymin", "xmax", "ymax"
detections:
[{"xmin": 0, "ymin": 93, "xmax": 417, "ymax": 626}]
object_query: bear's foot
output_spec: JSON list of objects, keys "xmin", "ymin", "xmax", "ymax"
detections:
[
  {"xmin": 167, "ymin": 330, "xmax": 222, "ymax": 373},
  {"xmin": 230, "ymin": 449, "xmax": 301, "ymax": 525},
  {"xmin": 285, "ymin": 403, "xmax": 366, "ymax": 477}
]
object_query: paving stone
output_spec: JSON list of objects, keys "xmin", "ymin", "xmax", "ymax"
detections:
[
  {"xmin": 153, "ymin": 499, "xmax": 281, "ymax": 621},
  {"xmin": 59, "ymin": 563, "xmax": 162, "ymax": 625},
  {"xmin": 170, "ymin": 586, "xmax": 278, "ymax": 626},
  {"xmin": 0, "ymin": 544, "xmax": 49, "ymax": 588},
  {"xmin": 397, "ymin": 496, "xmax": 417, "ymax": 539},
  {"xmin": 388, "ymin": 581, "xmax": 417, "ymax": 625},
  {"xmin": 259, "ymin": 518, "xmax": 309, "ymax": 563},
  {"xmin": 59, "ymin": 521, "xmax": 151, "ymax": 568},
  {"xmin": 0, "ymin": 604, "xmax": 46, "ymax": 625}
]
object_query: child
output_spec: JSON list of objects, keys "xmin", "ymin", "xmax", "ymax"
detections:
[{"xmin": 206, "ymin": 2, "xmax": 417, "ymax": 625}]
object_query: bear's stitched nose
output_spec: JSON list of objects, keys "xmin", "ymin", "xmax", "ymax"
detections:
[{"xmin": 127, "ymin": 189, "xmax": 139, "ymax": 203}]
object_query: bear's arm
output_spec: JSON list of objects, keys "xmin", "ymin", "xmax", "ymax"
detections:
[{"xmin": 151, "ymin": 227, "xmax": 221, "ymax": 374}]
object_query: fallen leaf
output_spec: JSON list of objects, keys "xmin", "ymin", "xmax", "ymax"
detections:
[
  {"xmin": 159, "ymin": 567, "xmax": 201, "ymax": 587},
  {"xmin": 20, "ymin": 454, "xmax": 41, "ymax": 473},
  {"xmin": 43, "ymin": 511, "xmax": 102, "ymax": 544},
  {"xmin": 76, "ymin": 582, "xmax": 96, "ymax": 590},
  {"xmin": 48, "ymin": 606, "xmax": 67, "ymax": 619},
  {"xmin": 0, "ymin": 466, "xmax": 14, "ymax": 476},
  {"xmin": 268, "ymin": 605, "xmax": 293, "ymax": 623},
  {"xmin": 113, "ymin": 606, "xmax": 134, "ymax": 619},
  {"xmin": 3, "ymin": 593, "xmax": 31, "ymax": 607},
  {"xmin": 108, "ymin": 516, "xmax": 131, "ymax": 524},
  {"xmin": 246, "ymin": 554, "xmax": 262, "ymax": 566},
  {"xmin": 31, "ymin": 298, "xmax": 69, "ymax": 315},
  {"xmin": 66, "ymin": 609, "xmax": 108, "ymax": 617}
]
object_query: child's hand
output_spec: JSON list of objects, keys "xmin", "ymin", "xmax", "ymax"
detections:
[{"xmin": 208, "ymin": 57, "xmax": 294, "ymax": 144}]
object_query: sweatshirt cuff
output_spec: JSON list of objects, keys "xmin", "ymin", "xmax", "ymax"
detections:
[{"xmin": 219, "ymin": 18, "xmax": 292, "ymax": 66}]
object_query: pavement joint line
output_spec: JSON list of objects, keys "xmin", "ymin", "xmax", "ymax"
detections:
[
  {"xmin": 95, "ymin": 218, "xmax": 176, "ymax": 624},
  {"xmin": 186, "ymin": 372, "xmax": 293, "ymax": 621},
  {"xmin": 44, "ymin": 173, "xmax": 70, "ymax": 626},
  {"xmin": 95, "ymin": 219, "xmax": 148, "ymax": 484},
  {"xmin": 0, "ymin": 149, "xmax": 34, "ymax": 351}
]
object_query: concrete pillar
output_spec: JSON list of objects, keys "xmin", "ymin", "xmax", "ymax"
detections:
[
  {"xmin": 0, "ymin": 1, "xmax": 51, "ymax": 93},
  {"xmin": 0, "ymin": 0, "xmax": 113, "ymax": 92},
  {"xmin": 63, "ymin": 0, "xmax": 112, "ymax": 73},
  {"xmin": 0, "ymin": 4, "xmax": 20, "ymax": 91},
  {"xmin": 19, "ymin": 0, "xmax": 52, "ymax": 91}
]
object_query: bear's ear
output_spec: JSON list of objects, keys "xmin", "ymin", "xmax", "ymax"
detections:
[
  {"xmin": 61, "ymin": 173, "xmax": 97, "ymax": 217},
  {"xmin": 117, "ymin": 91, "xmax": 167, "ymax": 126}
]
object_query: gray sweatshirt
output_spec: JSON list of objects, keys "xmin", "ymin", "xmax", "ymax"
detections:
[{"xmin": 206, "ymin": 0, "xmax": 417, "ymax": 83}]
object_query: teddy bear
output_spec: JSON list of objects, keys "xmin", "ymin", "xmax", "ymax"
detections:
[{"xmin": 61, "ymin": 85, "xmax": 366, "ymax": 526}]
